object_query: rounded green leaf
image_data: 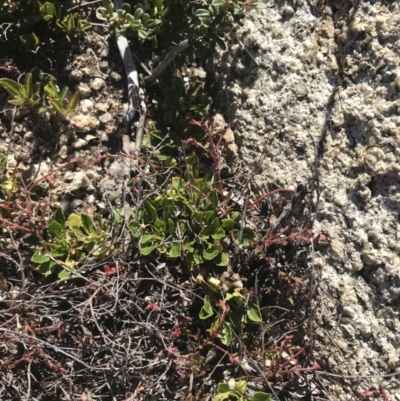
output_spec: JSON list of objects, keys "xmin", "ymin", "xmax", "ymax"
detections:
[
  {"xmin": 31, "ymin": 250, "xmax": 50, "ymax": 264},
  {"xmin": 203, "ymin": 244, "xmax": 219, "ymax": 260},
  {"xmin": 247, "ymin": 303, "xmax": 262, "ymax": 322}
]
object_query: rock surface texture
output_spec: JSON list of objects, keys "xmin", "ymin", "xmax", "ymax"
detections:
[{"xmin": 210, "ymin": 0, "xmax": 400, "ymax": 399}]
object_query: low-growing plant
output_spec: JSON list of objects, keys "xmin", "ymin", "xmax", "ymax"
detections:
[
  {"xmin": 197, "ymin": 274, "xmax": 262, "ymax": 346},
  {"xmin": 31, "ymin": 208, "xmax": 113, "ymax": 281},
  {"xmin": 128, "ymin": 159, "xmax": 255, "ymax": 270},
  {"xmin": 0, "ymin": 70, "xmax": 80, "ymax": 116},
  {"xmin": 96, "ymin": 0, "xmax": 161, "ymax": 42},
  {"xmin": 213, "ymin": 380, "xmax": 271, "ymax": 401}
]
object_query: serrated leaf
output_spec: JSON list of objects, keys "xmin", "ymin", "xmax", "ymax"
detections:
[
  {"xmin": 212, "ymin": 227, "xmax": 225, "ymax": 240},
  {"xmin": 247, "ymin": 303, "xmax": 262, "ymax": 322},
  {"xmin": 199, "ymin": 295, "xmax": 214, "ymax": 319},
  {"xmin": 67, "ymin": 214, "xmax": 82, "ymax": 229}
]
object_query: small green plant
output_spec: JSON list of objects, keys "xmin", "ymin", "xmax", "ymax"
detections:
[
  {"xmin": 128, "ymin": 171, "xmax": 242, "ymax": 269},
  {"xmin": 213, "ymin": 380, "xmax": 271, "ymax": 401},
  {"xmin": 40, "ymin": 1, "xmax": 91, "ymax": 40},
  {"xmin": 197, "ymin": 274, "xmax": 262, "ymax": 346},
  {"xmin": 31, "ymin": 208, "xmax": 113, "ymax": 281},
  {"xmin": 0, "ymin": 70, "xmax": 80, "ymax": 116},
  {"xmin": 96, "ymin": 0, "xmax": 161, "ymax": 41}
]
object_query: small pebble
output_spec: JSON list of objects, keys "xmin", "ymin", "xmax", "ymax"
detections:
[
  {"xmin": 69, "ymin": 70, "xmax": 83, "ymax": 82},
  {"xmin": 80, "ymin": 99, "xmax": 94, "ymax": 113},
  {"xmin": 77, "ymin": 83, "xmax": 91, "ymax": 98},
  {"xmin": 90, "ymin": 77, "xmax": 106, "ymax": 91}
]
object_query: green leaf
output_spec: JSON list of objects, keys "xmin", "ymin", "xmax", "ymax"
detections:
[
  {"xmin": 212, "ymin": 227, "xmax": 225, "ymax": 240},
  {"xmin": 247, "ymin": 303, "xmax": 262, "ymax": 322},
  {"xmin": 137, "ymin": 29, "xmax": 148, "ymax": 40},
  {"xmin": 134, "ymin": 7, "xmax": 144, "ymax": 19},
  {"xmin": 48, "ymin": 221, "xmax": 63, "ymax": 238},
  {"xmin": 234, "ymin": 380, "xmax": 246, "ymax": 395},
  {"xmin": 217, "ymin": 383, "xmax": 230, "ymax": 393},
  {"xmin": 193, "ymin": 249, "xmax": 204, "ymax": 264},
  {"xmin": 213, "ymin": 392, "xmax": 235, "ymax": 401},
  {"xmin": 53, "ymin": 207, "xmax": 66, "ymax": 227},
  {"xmin": 25, "ymin": 73, "xmax": 33, "ymax": 100},
  {"xmin": 0, "ymin": 78, "xmax": 22, "ymax": 97},
  {"xmin": 183, "ymin": 236, "xmax": 195, "ymax": 252},
  {"xmin": 215, "ymin": 251, "xmax": 229, "ymax": 266},
  {"xmin": 49, "ymin": 99, "xmax": 64, "ymax": 114},
  {"xmin": 143, "ymin": 200, "xmax": 158, "ymax": 220},
  {"xmin": 172, "ymin": 177, "xmax": 185, "ymax": 192},
  {"xmin": 81, "ymin": 213, "xmax": 94, "ymax": 234},
  {"xmin": 203, "ymin": 244, "xmax": 219, "ymax": 260},
  {"xmin": 141, "ymin": 244, "xmax": 157, "ymax": 255},
  {"xmin": 235, "ymin": 226, "xmax": 256, "ymax": 246},
  {"xmin": 31, "ymin": 250, "xmax": 50, "ymax": 264},
  {"xmin": 199, "ymin": 295, "xmax": 214, "ymax": 319},
  {"xmin": 195, "ymin": 8, "xmax": 211, "ymax": 18},
  {"xmin": 225, "ymin": 291, "xmax": 246, "ymax": 304},
  {"xmin": 67, "ymin": 90, "xmax": 80, "ymax": 113},
  {"xmin": 128, "ymin": 220, "xmax": 141, "ymax": 238},
  {"xmin": 36, "ymin": 260, "xmax": 56, "ymax": 276},
  {"xmin": 67, "ymin": 214, "xmax": 82, "ymax": 229},
  {"xmin": 8, "ymin": 98, "xmax": 26, "ymax": 106},
  {"xmin": 154, "ymin": 219, "xmax": 165, "ymax": 231},
  {"xmin": 221, "ymin": 219, "xmax": 234, "ymax": 231},
  {"xmin": 20, "ymin": 33, "xmax": 40, "ymax": 53},
  {"xmin": 250, "ymin": 392, "xmax": 272, "ymax": 401},
  {"xmin": 220, "ymin": 322, "xmax": 232, "ymax": 346},
  {"xmin": 71, "ymin": 226, "xmax": 85, "ymax": 238},
  {"xmin": 188, "ymin": 81, "xmax": 204, "ymax": 97},
  {"xmin": 113, "ymin": 208, "xmax": 123, "ymax": 224},
  {"xmin": 212, "ymin": 0, "xmax": 226, "ymax": 7},
  {"xmin": 208, "ymin": 189, "xmax": 218, "ymax": 210},
  {"xmin": 163, "ymin": 197, "xmax": 175, "ymax": 218},
  {"xmin": 58, "ymin": 269, "xmax": 72, "ymax": 281},
  {"xmin": 169, "ymin": 242, "xmax": 181, "ymax": 258},
  {"xmin": 141, "ymin": 234, "xmax": 158, "ymax": 244}
]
